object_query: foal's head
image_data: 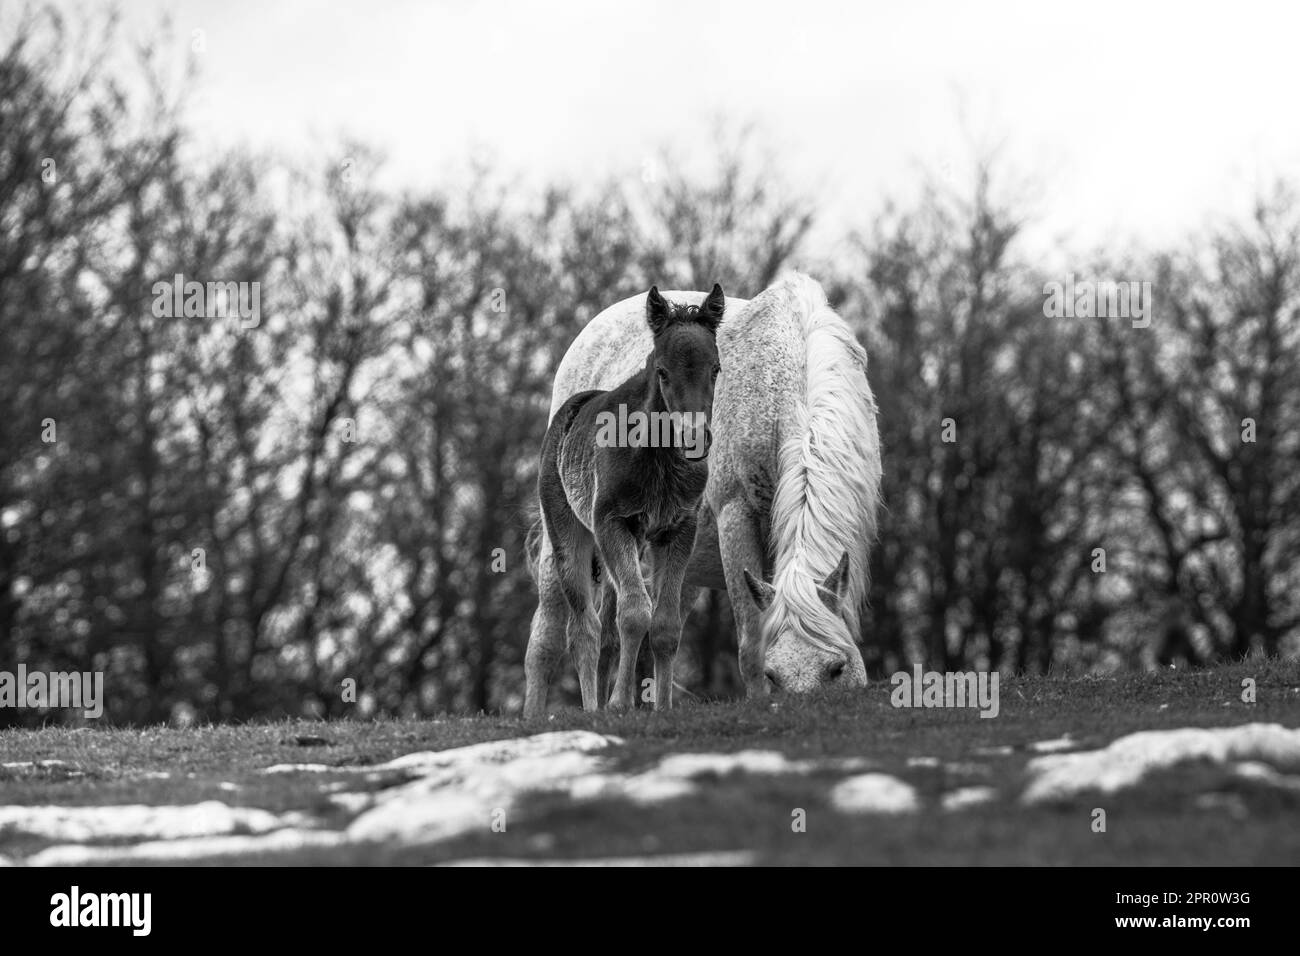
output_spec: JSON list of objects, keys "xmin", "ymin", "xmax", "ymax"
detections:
[{"xmin": 645, "ymin": 284, "xmax": 724, "ymax": 459}]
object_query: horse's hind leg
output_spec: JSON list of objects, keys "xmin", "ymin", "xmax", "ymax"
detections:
[
  {"xmin": 597, "ymin": 581, "xmax": 618, "ymax": 705},
  {"xmin": 524, "ymin": 543, "xmax": 567, "ymax": 720}
]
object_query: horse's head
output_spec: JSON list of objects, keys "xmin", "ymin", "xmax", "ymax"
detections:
[
  {"xmin": 743, "ymin": 552, "xmax": 869, "ymax": 692},
  {"xmin": 645, "ymin": 284, "xmax": 724, "ymax": 459}
]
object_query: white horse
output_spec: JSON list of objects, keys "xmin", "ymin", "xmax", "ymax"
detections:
[{"xmin": 524, "ymin": 274, "xmax": 882, "ymax": 716}]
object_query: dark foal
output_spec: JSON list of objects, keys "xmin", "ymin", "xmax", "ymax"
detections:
[{"xmin": 537, "ymin": 284, "xmax": 724, "ymax": 710}]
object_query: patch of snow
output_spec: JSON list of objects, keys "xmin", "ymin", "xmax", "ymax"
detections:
[
  {"xmin": 436, "ymin": 851, "xmax": 756, "ymax": 867},
  {"xmin": 973, "ymin": 745, "xmax": 1014, "ymax": 757},
  {"xmin": 835, "ymin": 757, "xmax": 874, "ymax": 772},
  {"xmin": 0, "ymin": 801, "xmax": 285, "ymax": 842},
  {"xmin": 830, "ymin": 774, "xmax": 919, "ymax": 814},
  {"xmin": 941, "ymin": 786, "xmax": 997, "ymax": 811},
  {"xmin": 652, "ymin": 750, "xmax": 802, "ymax": 777},
  {"xmin": 1022, "ymin": 723, "xmax": 1300, "ymax": 804},
  {"xmin": 26, "ymin": 829, "xmax": 344, "ymax": 866},
  {"xmin": 1234, "ymin": 761, "xmax": 1300, "ymax": 791},
  {"xmin": 639, "ymin": 750, "xmax": 866, "ymax": 780},
  {"xmin": 371, "ymin": 730, "xmax": 622, "ymax": 775},
  {"xmin": 348, "ymin": 751, "xmax": 606, "ymax": 843},
  {"xmin": 568, "ymin": 773, "xmax": 697, "ymax": 806},
  {"xmin": 563, "ymin": 750, "xmax": 871, "ymax": 808},
  {"xmin": 345, "ymin": 737, "xmax": 620, "ymax": 844},
  {"xmin": 906, "ymin": 756, "xmax": 940, "ymax": 768},
  {"xmin": 1028, "ymin": 736, "xmax": 1076, "ymax": 753},
  {"xmin": 261, "ymin": 730, "xmax": 622, "ymax": 776},
  {"xmin": 328, "ymin": 792, "xmax": 374, "ymax": 814},
  {"xmin": 262, "ymin": 763, "xmax": 333, "ymax": 774}
]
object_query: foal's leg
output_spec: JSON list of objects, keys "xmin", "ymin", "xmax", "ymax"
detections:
[
  {"xmin": 716, "ymin": 499, "xmax": 770, "ymax": 697},
  {"xmin": 598, "ymin": 516, "xmax": 652, "ymax": 711},
  {"xmin": 556, "ymin": 532, "xmax": 602, "ymax": 711},
  {"xmin": 523, "ymin": 541, "xmax": 567, "ymax": 720},
  {"xmin": 646, "ymin": 516, "xmax": 697, "ymax": 711}
]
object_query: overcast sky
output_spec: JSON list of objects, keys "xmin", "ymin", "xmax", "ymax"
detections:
[{"xmin": 77, "ymin": 0, "xmax": 1300, "ymax": 255}]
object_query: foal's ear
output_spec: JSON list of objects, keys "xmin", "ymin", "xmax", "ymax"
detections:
[
  {"xmin": 819, "ymin": 551, "xmax": 851, "ymax": 613},
  {"xmin": 646, "ymin": 285, "xmax": 671, "ymax": 335},
  {"xmin": 698, "ymin": 283, "xmax": 725, "ymax": 331},
  {"xmin": 743, "ymin": 568, "xmax": 774, "ymax": 611}
]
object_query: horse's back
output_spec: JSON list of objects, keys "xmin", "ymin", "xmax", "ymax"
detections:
[{"xmin": 706, "ymin": 283, "xmax": 813, "ymax": 513}]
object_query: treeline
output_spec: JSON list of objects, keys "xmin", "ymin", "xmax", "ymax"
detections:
[{"xmin": 1, "ymin": 9, "xmax": 1296, "ymax": 723}]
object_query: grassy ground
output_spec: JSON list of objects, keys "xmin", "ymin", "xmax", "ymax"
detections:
[{"xmin": 2, "ymin": 659, "xmax": 1299, "ymax": 865}]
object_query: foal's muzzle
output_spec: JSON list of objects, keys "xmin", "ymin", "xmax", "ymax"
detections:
[{"xmin": 680, "ymin": 419, "xmax": 712, "ymax": 459}]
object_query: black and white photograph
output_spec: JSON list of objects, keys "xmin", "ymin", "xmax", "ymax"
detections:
[{"xmin": 0, "ymin": 0, "xmax": 1296, "ymax": 929}]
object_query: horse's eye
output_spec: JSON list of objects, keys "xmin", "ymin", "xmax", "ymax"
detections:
[
  {"xmin": 656, "ymin": 367, "xmax": 668, "ymax": 380},
  {"xmin": 711, "ymin": 365, "xmax": 721, "ymax": 378}
]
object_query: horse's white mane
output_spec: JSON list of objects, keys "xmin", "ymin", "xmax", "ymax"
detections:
[{"xmin": 764, "ymin": 274, "xmax": 882, "ymax": 657}]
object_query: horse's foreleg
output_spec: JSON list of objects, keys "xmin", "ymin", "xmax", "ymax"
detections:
[
  {"xmin": 716, "ymin": 499, "xmax": 770, "ymax": 697},
  {"xmin": 684, "ymin": 501, "xmax": 726, "ymax": 590},
  {"xmin": 647, "ymin": 517, "xmax": 697, "ymax": 711},
  {"xmin": 524, "ymin": 544, "xmax": 567, "ymax": 720},
  {"xmin": 597, "ymin": 517, "xmax": 651, "ymax": 711}
]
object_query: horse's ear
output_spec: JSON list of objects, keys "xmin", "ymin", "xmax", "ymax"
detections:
[
  {"xmin": 819, "ymin": 551, "xmax": 851, "ymax": 613},
  {"xmin": 698, "ymin": 283, "xmax": 725, "ymax": 331},
  {"xmin": 646, "ymin": 285, "xmax": 670, "ymax": 335},
  {"xmin": 743, "ymin": 568, "xmax": 774, "ymax": 611}
]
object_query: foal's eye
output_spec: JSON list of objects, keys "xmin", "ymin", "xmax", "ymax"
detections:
[
  {"xmin": 656, "ymin": 367, "xmax": 668, "ymax": 380},
  {"xmin": 711, "ymin": 364, "xmax": 721, "ymax": 378}
]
